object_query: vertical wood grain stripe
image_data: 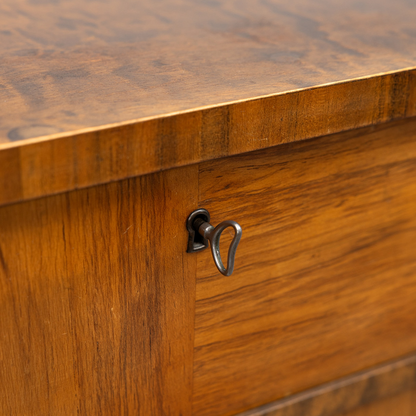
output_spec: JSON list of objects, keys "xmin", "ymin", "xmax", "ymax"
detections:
[
  {"xmin": 1, "ymin": 69, "xmax": 415, "ymax": 207},
  {"xmin": 0, "ymin": 165, "xmax": 198, "ymax": 415},
  {"xmin": 236, "ymin": 354, "xmax": 416, "ymax": 416}
]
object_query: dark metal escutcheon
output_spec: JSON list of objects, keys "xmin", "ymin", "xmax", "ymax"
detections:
[{"xmin": 186, "ymin": 208, "xmax": 242, "ymax": 276}]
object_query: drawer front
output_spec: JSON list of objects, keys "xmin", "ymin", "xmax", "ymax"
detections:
[{"xmin": 193, "ymin": 118, "xmax": 416, "ymax": 416}]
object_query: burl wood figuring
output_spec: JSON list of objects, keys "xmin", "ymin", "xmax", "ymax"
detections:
[{"xmin": 1, "ymin": 0, "xmax": 416, "ymax": 145}]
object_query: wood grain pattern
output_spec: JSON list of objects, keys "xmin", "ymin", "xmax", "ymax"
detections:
[
  {"xmin": 0, "ymin": 165, "xmax": 198, "ymax": 415},
  {"xmin": 338, "ymin": 389, "xmax": 416, "ymax": 416},
  {"xmin": 193, "ymin": 117, "xmax": 416, "ymax": 416},
  {"xmin": 1, "ymin": 70, "xmax": 416, "ymax": 207},
  {"xmin": 1, "ymin": 0, "xmax": 416, "ymax": 144},
  {"xmin": 236, "ymin": 354, "xmax": 416, "ymax": 416}
]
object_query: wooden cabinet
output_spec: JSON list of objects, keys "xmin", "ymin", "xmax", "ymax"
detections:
[{"xmin": 1, "ymin": 1, "xmax": 416, "ymax": 415}]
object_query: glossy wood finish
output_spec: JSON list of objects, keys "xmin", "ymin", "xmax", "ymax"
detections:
[
  {"xmin": 2, "ymin": 0, "xmax": 416, "ymax": 208},
  {"xmin": 193, "ymin": 117, "xmax": 416, "ymax": 416},
  {"xmin": 2, "ymin": 0, "xmax": 416, "ymax": 145},
  {"xmin": 0, "ymin": 165, "xmax": 197, "ymax": 415},
  {"xmin": 237, "ymin": 354, "xmax": 416, "ymax": 416},
  {"xmin": 3, "ymin": 2, "xmax": 416, "ymax": 414},
  {"xmin": 339, "ymin": 390, "xmax": 416, "ymax": 416},
  {"xmin": 1, "ymin": 70, "xmax": 416, "ymax": 208}
]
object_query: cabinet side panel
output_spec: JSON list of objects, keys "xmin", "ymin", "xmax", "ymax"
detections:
[{"xmin": 0, "ymin": 165, "xmax": 197, "ymax": 415}]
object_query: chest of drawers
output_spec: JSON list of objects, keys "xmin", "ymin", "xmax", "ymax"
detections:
[{"xmin": 1, "ymin": 1, "xmax": 416, "ymax": 415}]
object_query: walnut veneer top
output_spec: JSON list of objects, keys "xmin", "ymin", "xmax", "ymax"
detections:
[
  {"xmin": 1, "ymin": 0, "xmax": 416, "ymax": 145},
  {"xmin": 1, "ymin": 0, "xmax": 416, "ymax": 206}
]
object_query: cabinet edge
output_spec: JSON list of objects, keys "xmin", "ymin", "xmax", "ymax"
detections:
[{"xmin": 236, "ymin": 353, "xmax": 416, "ymax": 416}]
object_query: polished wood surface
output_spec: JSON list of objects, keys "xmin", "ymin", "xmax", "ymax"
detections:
[
  {"xmin": 1, "ymin": 118, "xmax": 416, "ymax": 414},
  {"xmin": 255, "ymin": 389, "xmax": 416, "ymax": 416},
  {"xmin": 2, "ymin": 0, "xmax": 416, "ymax": 145},
  {"xmin": 339, "ymin": 390, "xmax": 416, "ymax": 416},
  {"xmin": 1, "ymin": 71, "xmax": 415, "ymax": 207},
  {"xmin": 0, "ymin": 166, "xmax": 197, "ymax": 415},
  {"xmin": 237, "ymin": 354, "xmax": 416, "ymax": 416},
  {"xmin": 193, "ymin": 117, "xmax": 416, "ymax": 416},
  {"xmin": 2, "ymin": 2, "xmax": 416, "ymax": 414}
]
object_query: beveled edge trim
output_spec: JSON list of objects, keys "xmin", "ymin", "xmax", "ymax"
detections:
[
  {"xmin": 1, "ymin": 66, "xmax": 415, "ymax": 152},
  {"xmin": 236, "ymin": 353, "xmax": 416, "ymax": 416},
  {"xmin": 0, "ymin": 69, "xmax": 415, "ymax": 207}
]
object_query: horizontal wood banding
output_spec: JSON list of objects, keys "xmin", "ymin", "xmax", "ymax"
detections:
[
  {"xmin": 0, "ymin": 70, "xmax": 415, "ymax": 207},
  {"xmin": 236, "ymin": 354, "xmax": 416, "ymax": 416}
]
